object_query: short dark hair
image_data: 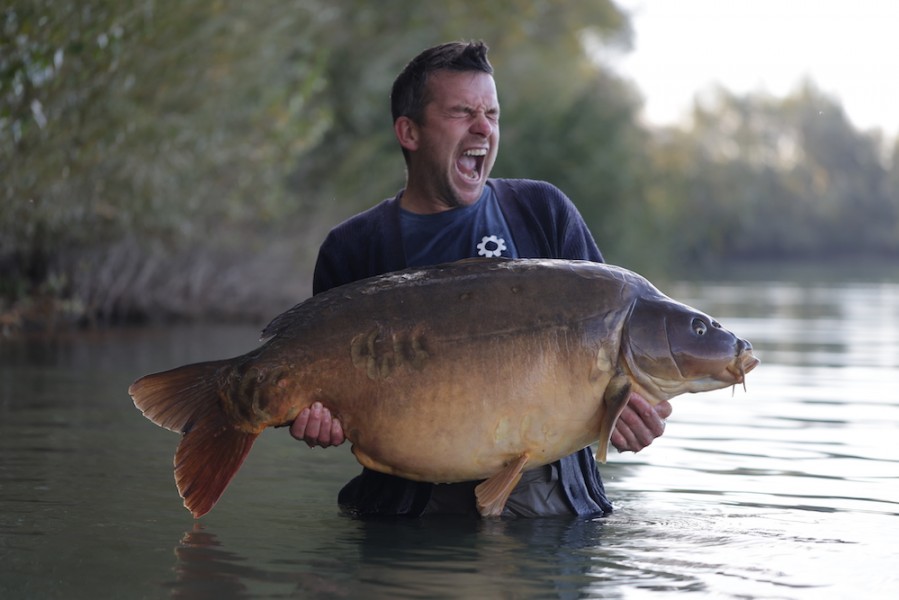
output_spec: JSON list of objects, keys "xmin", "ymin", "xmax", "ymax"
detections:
[{"xmin": 390, "ymin": 41, "xmax": 494, "ymax": 124}]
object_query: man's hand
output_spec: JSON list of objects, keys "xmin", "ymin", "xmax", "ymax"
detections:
[
  {"xmin": 610, "ymin": 393, "xmax": 672, "ymax": 453},
  {"xmin": 290, "ymin": 402, "xmax": 345, "ymax": 448}
]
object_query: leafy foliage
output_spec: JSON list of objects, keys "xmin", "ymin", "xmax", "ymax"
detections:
[
  {"xmin": 641, "ymin": 82, "xmax": 898, "ymax": 267},
  {"xmin": 2, "ymin": 0, "xmax": 338, "ymax": 321}
]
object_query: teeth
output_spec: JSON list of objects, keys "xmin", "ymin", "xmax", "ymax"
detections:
[{"xmin": 464, "ymin": 148, "xmax": 488, "ymax": 157}]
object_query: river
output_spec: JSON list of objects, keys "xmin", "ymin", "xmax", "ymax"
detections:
[{"xmin": 1, "ymin": 271, "xmax": 898, "ymax": 599}]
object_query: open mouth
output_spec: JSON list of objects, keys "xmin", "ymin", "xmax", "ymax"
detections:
[{"xmin": 457, "ymin": 148, "xmax": 487, "ymax": 181}]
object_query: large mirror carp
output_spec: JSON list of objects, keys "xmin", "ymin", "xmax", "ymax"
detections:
[{"xmin": 130, "ymin": 258, "xmax": 759, "ymax": 518}]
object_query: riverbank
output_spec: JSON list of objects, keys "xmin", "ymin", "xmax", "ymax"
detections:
[{"xmin": 4, "ymin": 255, "xmax": 897, "ymax": 337}]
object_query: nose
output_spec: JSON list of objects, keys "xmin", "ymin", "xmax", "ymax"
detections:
[
  {"xmin": 470, "ymin": 112, "xmax": 495, "ymax": 137},
  {"xmin": 736, "ymin": 338, "xmax": 752, "ymax": 354}
]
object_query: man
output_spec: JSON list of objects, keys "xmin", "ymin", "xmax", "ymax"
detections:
[{"xmin": 291, "ymin": 41, "xmax": 671, "ymax": 517}]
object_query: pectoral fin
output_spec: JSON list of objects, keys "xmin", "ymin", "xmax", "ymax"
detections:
[
  {"xmin": 474, "ymin": 453, "xmax": 529, "ymax": 517},
  {"xmin": 597, "ymin": 373, "xmax": 632, "ymax": 463}
]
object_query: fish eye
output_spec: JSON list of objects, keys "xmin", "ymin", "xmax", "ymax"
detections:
[{"xmin": 692, "ymin": 318, "xmax": 707, "ymax": 336}]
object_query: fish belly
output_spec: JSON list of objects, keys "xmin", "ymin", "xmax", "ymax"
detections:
[{"xmin": 303, "ymin": 326, "xmax": 611, "ymax": 483}]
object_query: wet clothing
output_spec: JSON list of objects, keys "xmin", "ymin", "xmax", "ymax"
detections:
[{"xmin": 312, "ymin": 178, "xmax": 613, "ymax": 518}]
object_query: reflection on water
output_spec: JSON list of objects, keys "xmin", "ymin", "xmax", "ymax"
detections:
[
  {"xmin": 166, "ymin": 517, "xmax": 622, "ymax": 599},
  {"xmin": 1, "ymin": 275, "xmax": 898, "ymax": 599}
]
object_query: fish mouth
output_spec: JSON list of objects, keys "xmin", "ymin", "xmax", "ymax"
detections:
[
  {"xmin": 457, "ymin": 147, "xmax": 488, "ymax": 182},
  {"xmin": 726, "ymin": 346, "xmax": 760, "ymax": 391}
]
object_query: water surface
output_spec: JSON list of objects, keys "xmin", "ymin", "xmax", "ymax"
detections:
[{"xmin": 1, "ymin": 274, "xmax": 897, "ymax": 598}]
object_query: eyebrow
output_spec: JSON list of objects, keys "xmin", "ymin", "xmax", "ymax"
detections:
[{"xmin": 448, "ymin": 103, "xmax": 500, "ymax": 116}]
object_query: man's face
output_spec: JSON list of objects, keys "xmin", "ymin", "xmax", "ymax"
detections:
[{"xmin": 405, "ymin": 70, "xmax": 500, "ymax": 210}]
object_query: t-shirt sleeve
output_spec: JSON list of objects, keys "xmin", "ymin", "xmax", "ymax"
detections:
[
  {"xmin": 509, "ymin": 179, "xmax": 604, "ymax": 263},
  {"xmin": 311, "ymin": 233, "xmax": 345, "ymax": 295},
  {"xmin": 557, "ymin": 197, "xmax": 604, "ymax": 263}
]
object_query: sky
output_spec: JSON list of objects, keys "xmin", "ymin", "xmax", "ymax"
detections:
[{"xmin": 610, "ymin": 0, "xmax": 899, "ymax": 137}]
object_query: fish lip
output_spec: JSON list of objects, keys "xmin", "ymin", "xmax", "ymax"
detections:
[
  {"xmin": 740, "ymin": 353, "xmax": 760, "ymax": 375},
  {"xmin": 725, "ymin": 353, "xmax": 760, "ymax": 383}
]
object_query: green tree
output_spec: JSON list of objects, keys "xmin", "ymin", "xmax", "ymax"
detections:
[
  {"xmin": 642, "ymin": 82, "xmax": 897, "ymax": 267},
  {"xmin": 2, "ymin": 0, "xmax": 335, "ymax": 322}
]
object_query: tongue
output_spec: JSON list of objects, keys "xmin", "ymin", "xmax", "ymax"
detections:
[{"xmin": 458, "ymin": 155, "xmax": 477, "ymax": 177}]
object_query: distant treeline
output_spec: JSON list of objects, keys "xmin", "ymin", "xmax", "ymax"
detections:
[{"xmin": 2, "ymin": 1, "xmax": 898, "ymax": 329}]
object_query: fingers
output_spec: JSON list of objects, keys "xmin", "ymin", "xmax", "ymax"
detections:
[
  {"xmin": 654, "ymin": 399, "xmax": 673, "ymax": 420},
  {"xmin": 610, "ymin": 404, "xmax": 646, "ymax": 453},
  {"xmin": 290, "ymin": 402, "xmax": 345, "ymax": 448},
  {"xmin": 611, "ymin": 394, "xmax": 672, "ymax": 453},
  {"xmin": 289, "ymin": 407, "xmax": 312, "ymax": 442},
  {"xmin": 329, "ymin": 415, "xmax": 346, "ymax": 446}
]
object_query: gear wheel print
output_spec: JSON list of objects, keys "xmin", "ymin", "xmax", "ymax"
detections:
[{"xmin": 477, "ymin": 235, "xmax": 507, "ymax": 258}]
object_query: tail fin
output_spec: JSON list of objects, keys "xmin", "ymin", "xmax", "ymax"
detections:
[{"xmin": 129, "ymin": 360, "xmax": 259, "ymax": 518}]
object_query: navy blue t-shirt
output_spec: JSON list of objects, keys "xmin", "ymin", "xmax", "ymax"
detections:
[{"xmin": 399, "ymin": 187, "xmax": 519, "ymax": 266}]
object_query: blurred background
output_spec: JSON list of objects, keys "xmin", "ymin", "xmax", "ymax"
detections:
[{"xmin": 3, "ymin": 0, "xmax": 898, "ymax": 329}]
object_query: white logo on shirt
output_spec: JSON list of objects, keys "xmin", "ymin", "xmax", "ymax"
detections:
[{"xmin": 477, "ymin": 235, "xmax": 507, "ymax": 258}]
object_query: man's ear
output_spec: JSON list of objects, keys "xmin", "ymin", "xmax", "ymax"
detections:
[{"xmin": 394, "ymin": 116, "xmax": 419, "ymax": 152}]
